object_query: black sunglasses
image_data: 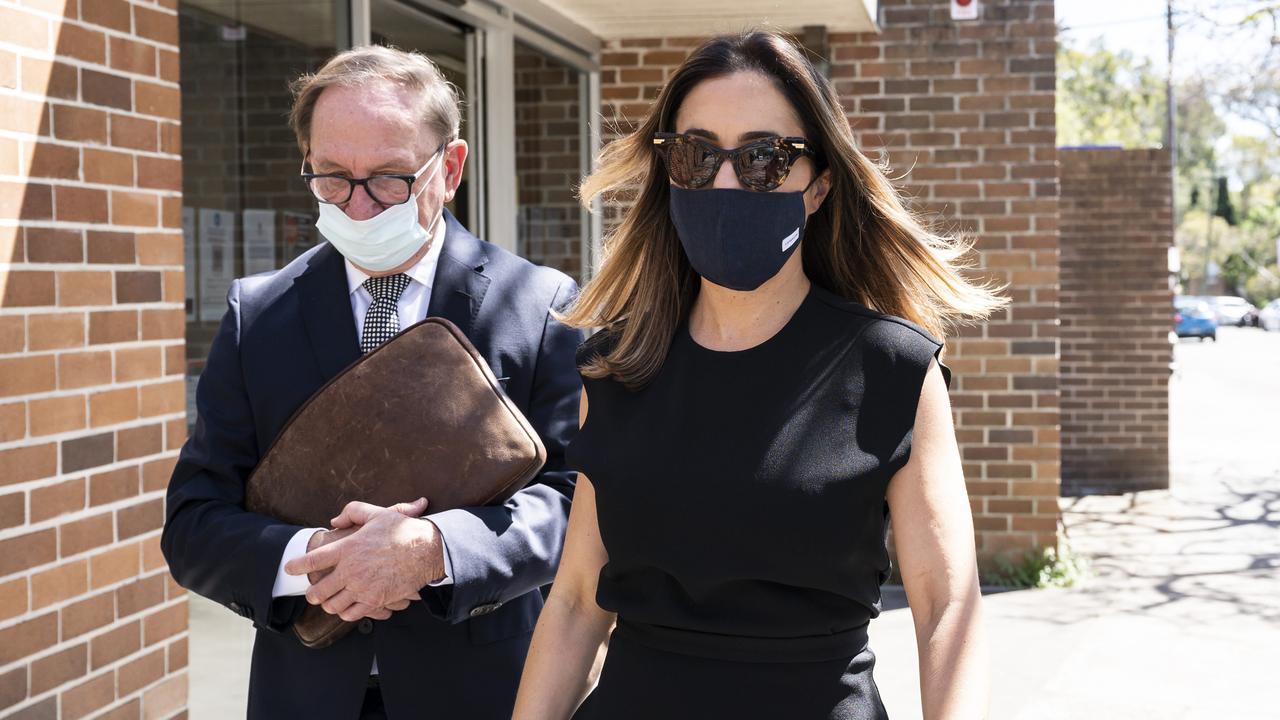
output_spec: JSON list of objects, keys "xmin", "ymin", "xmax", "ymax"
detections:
[{"xmin": 652, "ymin": 132, "xmax": 816, "ymax": 192}]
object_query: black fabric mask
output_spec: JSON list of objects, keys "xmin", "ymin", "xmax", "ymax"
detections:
[{"xmin": 668, "ymin": 186, "xmax": 808, "ymax": 291}]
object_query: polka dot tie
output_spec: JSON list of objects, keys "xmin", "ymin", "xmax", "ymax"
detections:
[{"xmin": 360, "ymin": 273, "xmax": 412, "ymax": 354}]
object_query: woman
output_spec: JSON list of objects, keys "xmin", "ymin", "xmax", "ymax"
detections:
[{"xmin": 514, "ymin": 31, "xmax": 1000, "ymax": 719}]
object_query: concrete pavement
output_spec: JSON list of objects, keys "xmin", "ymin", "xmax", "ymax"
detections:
[{"xmin": 874, "ymin": 325, "xmax": 1280, "ymax": 719}]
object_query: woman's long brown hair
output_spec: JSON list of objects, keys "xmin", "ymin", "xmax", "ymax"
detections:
[{"xmin": 562, "ymin": 31, "xmax": 1008, "ymax": 389}]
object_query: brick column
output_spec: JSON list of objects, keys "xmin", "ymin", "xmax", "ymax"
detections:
[
  {"xmin": 0, "ymin": 1, "xmax": 187, "ymax": 718},
  {"xmin": 837, "ymin": 0, "xmax": 1061, "ymax": 562},
  {"xmin": 1060, "ymin": 148, "xmax": 1174, "ymax": 494},
  {"xmin": 598, "ymin": 0, "xmax": 1061, "ymax": 566},
  {"xmin": 515, "ymin": 45, "xmax": 586, "ymax": 282}
]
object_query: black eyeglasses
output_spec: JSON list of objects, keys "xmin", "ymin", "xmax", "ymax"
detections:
[
  {"xmin": 652, "ymin": 132, "xmax": 816, "ymax": 192},
  {"xmin": 301, "ymin": 144, "xmax": 444, "ymax": 206}
]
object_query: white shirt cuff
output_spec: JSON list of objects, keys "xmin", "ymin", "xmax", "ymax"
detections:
[
  {"xmin": 272, "ymin": 527, "xmax": 324, "ymax": 597},
  {"xmin": 273, "ymin": 520, "xmax": 451, "ymax": 597},
  {"xmin": 426, "ymin": 518, "xmax": 453, "ymax": 586}
]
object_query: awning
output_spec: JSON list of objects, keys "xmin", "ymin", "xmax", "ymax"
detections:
[{"xmin": 533, "ymin": 0, "xmax": 878, "ymax": 40}]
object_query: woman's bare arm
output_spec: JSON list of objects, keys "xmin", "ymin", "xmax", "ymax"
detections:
[
  {"xmin": 887, "ymin": 359, "xmax": 991, "ymax": 720},
  {"xmin": 513, "ymin": 393, "xmax": 617, "ymax": 719}
]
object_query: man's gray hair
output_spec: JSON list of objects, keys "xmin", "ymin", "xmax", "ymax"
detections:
[{"xmin": 289, "ymin": 45, "xmax": 461, "ymax": 154}]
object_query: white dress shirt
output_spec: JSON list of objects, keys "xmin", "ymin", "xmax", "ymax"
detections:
[{"xmin": 271, "ymin": 215, "xmax": 456, "ymax": 620}]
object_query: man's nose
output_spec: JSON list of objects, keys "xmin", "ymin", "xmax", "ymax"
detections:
[
  {"xmin": 710, "ymin": 157, "xmax": 741, "ymax": 190},
  {"xmin": 341, "ymin": 184, "xmax": 387, "ymax": 221}
]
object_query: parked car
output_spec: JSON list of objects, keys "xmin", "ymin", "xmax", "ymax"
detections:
[
  {"xmin": 1260, "ymin": 298, "xmax": 1280, "ymax": 331},
  {"xmin": 1209, "ymin": 295, "xmax": 1259, "ymax": 327},
  {"xmin": 1174, "ymin": 297, "xmax": 1217, "ymax": 341}
]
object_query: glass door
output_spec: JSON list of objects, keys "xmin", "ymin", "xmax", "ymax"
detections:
[
  {"xmin": 371, "ymin": 0, "xmax": 480, "ymax": 233},
  {"xmin": 361, "ymin": 0, "xmax": 601, "ymax": 276},
  {"xmin": 513, "ymin": 40, "xmax": 591, "ymax": 283}
]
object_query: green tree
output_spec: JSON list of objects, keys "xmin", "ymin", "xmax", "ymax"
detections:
[
  {"xmin": 1056, "ymin": 37, "xmax": 1166, "ymax": 148},
  {"xmin": 1176, "ymin": 78, "xmax": 1227, "ymax": 215},
  {"xmin": 1178, "ymin": 206, "xmax": 1280, "ymax": 300},
  {"xmin": 1224, "ymin": 134, "xmax": 1280, "ymax": 218},
  {"xmin": 1214, "ymin": 177, "xmax": 1238, "ymax": 226}
]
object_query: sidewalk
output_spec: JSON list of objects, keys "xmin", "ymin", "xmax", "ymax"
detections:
[
  {"xmin": 874, "ymin": 328, "xmax": 1280, "ymax": 719},
  {"xmin": 873, "ymin": 481, "xmax": 1280, "ymax": 719}
]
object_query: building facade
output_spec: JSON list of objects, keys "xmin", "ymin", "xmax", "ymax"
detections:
[{"xmin": 0, "ymin": 0, "xmax": 1071, "ymax": 716}]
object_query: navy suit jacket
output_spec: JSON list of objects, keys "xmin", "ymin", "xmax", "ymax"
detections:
[{"xmin": 161, "ymin": 211, "xmax": 583, "ymax": 719}]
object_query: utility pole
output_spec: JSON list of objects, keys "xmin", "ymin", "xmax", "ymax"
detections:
[
  {"xmin": 1206, "ymin": 177, "xmax": 1216, "ymax": 294},
  {"xmin": 1167, "ymin": 0, "xmax": 1180, "ymax": 291},
  {"xmin": 1166, "ymin": 0, "xmax": 1176, "ymax": 161}
]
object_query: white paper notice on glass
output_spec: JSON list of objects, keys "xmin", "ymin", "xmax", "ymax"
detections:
[
  {"xmin": 243, "ymin": 209, "xmax": 277, "ymax": 275},
  {"xmin": 283, "ymin": 211, "xmax": 316, "ymax": 261},
  {"xmin": 198, "ymin": 208, "xmax": 237, "ymax": 322},
  {"xmin": 183, "ymin": 206, "xmax": 197, "ymax": 321},
  {"xmin": 185, "ymin": 369, "xmax": 201, "ymax": 431}
]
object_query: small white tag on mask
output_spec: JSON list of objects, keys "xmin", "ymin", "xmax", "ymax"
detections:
[{"xmin": 780, "ymin": 227, "xmax": 801, "ymax": 252}]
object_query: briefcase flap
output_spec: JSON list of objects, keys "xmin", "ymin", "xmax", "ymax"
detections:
[{"xmin": 245, "ymin": 317, "xmax": 547, "ymax": 529}]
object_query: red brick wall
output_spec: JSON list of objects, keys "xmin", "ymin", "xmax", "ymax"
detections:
[
  {"xmin": 0, "ymin": 1, "xmax": 188, "ymax": 717},
  {"xmin": 514, "ymin": 44, "xmax": 586, "ymax": 282},
  {"xmin": 1060, "ymin": 148, "xmax": 1173, "ymax": 494},
  {"xmin": 598, "ymin": 0, "xmax": 1061, "ymax": 565}
]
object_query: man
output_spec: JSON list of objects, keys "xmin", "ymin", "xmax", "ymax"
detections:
[{"xmin": 161, "ymin": 45, "xmax": 582, "ymax": 719}]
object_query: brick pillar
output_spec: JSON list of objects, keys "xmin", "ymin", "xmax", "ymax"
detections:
[
  {"xmin": 1060, "ymin": 148, "xmax": 1174, "ymax": 495},
  {"xmin": 598, "ymin": 0, "xmax": 1061, "ymax": 566},
  {"xmin": 514, "ymin": 45, "xmax": 586, "ymax": 282},
  {"xmin": 0, "ymin": 1, "xmax": 187, "ymax": 718},
  {"xmin": 836, "ymin": 0, "xmax": 1062, "ymax": 562}
]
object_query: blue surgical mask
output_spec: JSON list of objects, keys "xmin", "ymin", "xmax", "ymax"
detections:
[
  {"xmin": 668, "ymin": 186, "xmax": 808, "ymax": 291},
  {"xmin": 316, "ymin": 150, "xmax": 444, "ymax": 272}
]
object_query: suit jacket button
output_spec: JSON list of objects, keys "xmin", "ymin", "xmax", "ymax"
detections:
[
  {"xmin": 468, "ymin": 602, "xmax": 502, "ymax": 618},
  {"xmin": 228, "ymin": 601, "xmax": 243, "ymax": 615},
  {"xmin": 357, "ymin": 618, "xmax": 374, "ymax": 634}
]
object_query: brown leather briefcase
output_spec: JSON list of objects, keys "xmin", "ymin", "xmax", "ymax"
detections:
[{"xmin": 244, "ymin": 317, "xmax": 547, "ymax": 649}]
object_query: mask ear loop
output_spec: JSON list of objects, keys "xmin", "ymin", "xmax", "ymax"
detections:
[
  {"xmin": 413, "ymin": 141, "xmax": 449, "ymax": 197},
  {"xmin": 797, "ymin": 161, "xmax": 827, "ymax": 231},
  {"xmin": 800, "ymin": 158, "xmax": 827, "ymax": 195},
  {"xmin": 416, "ymin": 141, "xmax": 452, "ymax": 241}
]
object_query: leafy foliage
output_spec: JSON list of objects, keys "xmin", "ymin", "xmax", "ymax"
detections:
[
  {"xmin": 982, "ymin": 545, "xmax": 1089, "ymax": 590},
  {"xmin": 1057, "ymin": 37, "xmax": 1167, "ymax": 148}
]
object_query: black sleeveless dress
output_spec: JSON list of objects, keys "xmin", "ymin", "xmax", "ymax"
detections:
[{"xmin": 566, "ymin": 284, "xmax": 950, "ymax": 720}]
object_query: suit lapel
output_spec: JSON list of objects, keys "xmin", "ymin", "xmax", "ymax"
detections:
[
  {"xmin": 296, "ymin": 243, "xmax": 362, "ymax": 381},
  {"xmin": 427, "ymin": 210, "xmax": 491, "ymax": 339}
]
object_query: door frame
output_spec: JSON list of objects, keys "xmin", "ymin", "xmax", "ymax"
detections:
[{"xmin": 351, "ymin": 0, "xmax": 602, "ymax": 265}]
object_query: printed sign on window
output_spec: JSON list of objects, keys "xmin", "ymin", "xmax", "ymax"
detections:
[
  {"xmin": 243, "ymin": 209, "xmax": 277, "ymax": 275},
  {"xmin": 198, "ymin": 209, "xmax": 237, "ymax": 322}
]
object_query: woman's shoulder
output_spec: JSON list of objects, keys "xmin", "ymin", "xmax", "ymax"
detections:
[
  {"xmin": 809, "ymin": 285, "xmax": 951, "ymax": 388},
  {"xmin": 809, "ymin": 285, "xmax": 943, "ymax": 349}
]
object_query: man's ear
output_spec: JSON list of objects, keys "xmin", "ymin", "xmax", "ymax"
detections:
[{"xmin": 442, "ymin": 140, "xmax": 469, "ymax": 203}]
